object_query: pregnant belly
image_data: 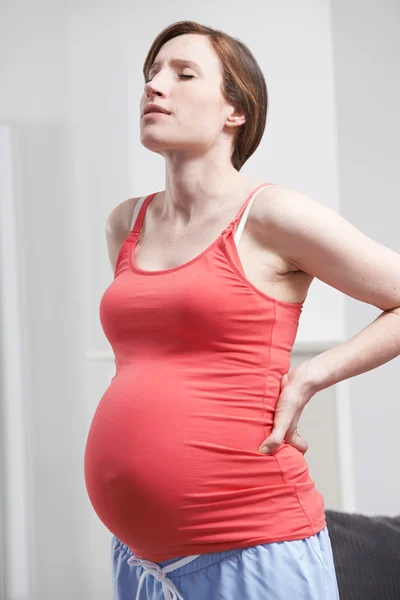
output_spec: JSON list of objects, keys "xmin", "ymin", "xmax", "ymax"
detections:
[{"xmin": 84, "ymin": 367, "xmax": 312, "ymax": 553}]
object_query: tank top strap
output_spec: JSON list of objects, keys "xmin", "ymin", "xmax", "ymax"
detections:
[
  {"xmin": 222, "ymin": 183, "xmax": 275, "ymax": 237},
  {"xmin": 129, "ymin": 193, "xmax": 158, "ymax": 238}
]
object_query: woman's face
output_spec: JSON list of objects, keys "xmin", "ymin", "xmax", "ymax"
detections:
[{"xmin": 139, "ymin": 33, "xmax": 242, "ymax": 160}]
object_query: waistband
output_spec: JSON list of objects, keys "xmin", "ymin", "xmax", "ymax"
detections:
[
  {"xmin": 113, "ymin": 535, "xmax": 244, "ymax": 600},
  {"xmin": 113, "ymin": 535, "xmax": 243, "ymax": 575}
]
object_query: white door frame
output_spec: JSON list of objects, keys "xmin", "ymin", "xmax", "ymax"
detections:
[{"xmin": 0, "ymin": 123, "xmax": 33, "ymax": 599}]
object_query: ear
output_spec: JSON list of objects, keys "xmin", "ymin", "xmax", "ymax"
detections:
[{"xmin": 225, "ymin": 107, "xmax": 246, "ymax": 128}]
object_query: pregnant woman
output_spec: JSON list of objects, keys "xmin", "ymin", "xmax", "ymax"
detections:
[{"xmin": 84, "ymin": 20, "xmax": 400, "ymax": 600}]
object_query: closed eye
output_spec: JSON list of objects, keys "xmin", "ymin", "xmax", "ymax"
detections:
[{"xmin": 145, "ymin": 74, "xmax": 194, "ymax": 83}]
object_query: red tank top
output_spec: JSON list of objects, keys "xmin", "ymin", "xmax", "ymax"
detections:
[{"xmin": 84, "ymin": 182, "xmax": 326, "ymax": 562}]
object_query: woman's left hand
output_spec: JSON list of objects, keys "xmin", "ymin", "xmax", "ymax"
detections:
[{"xmin": 257, "ymin": 371, "xmax": 314, "ymax": 455}]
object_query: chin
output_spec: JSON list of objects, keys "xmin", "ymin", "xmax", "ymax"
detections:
[
  {"xmin": 140, "ymin": 137, "xmax": 168, "ymax": 153},
  {"xmin": 140, "ymin": 133, "xmax": 182, "ymax": 154}
]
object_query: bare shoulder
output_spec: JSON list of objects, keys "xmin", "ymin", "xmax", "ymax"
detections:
[
  {"xmin": 106, "ymin": 196, "xmax": 143, "ymax": 273},
  {"xmin": 253, "ymin": 183, "xmax": 321, "ymax": 272},
  {"xmin": 258, "ymin": 183, "xmax": 323, "ymax": 219},
  {"xmin": 258, "ymin": 183, "xmax": 400, "ymax": 311},
  {"xmin": 256, "ymin": 182, "xmax": 338, "ymax": 257}
]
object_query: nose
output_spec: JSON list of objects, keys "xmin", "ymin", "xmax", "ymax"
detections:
[{"xmin": 144, "ymin": 75, "xmax": 164, "ymax": 95}]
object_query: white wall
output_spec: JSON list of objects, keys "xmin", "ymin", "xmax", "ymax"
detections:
[
  {"xmin": 0, "ymin": 0, "xmax": 398, "ymax": 598},
  {"xmin": 0, "ymin": 2, "xmax": 90, "ymax": 599}
]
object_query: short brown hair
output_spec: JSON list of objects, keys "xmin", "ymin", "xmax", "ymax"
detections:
[{"xmin": 143, "ymin": 21, "xmax": 268, "ymax": 172}]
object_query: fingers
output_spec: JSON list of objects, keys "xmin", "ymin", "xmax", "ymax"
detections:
[
  {"xmin": 258, "ymin": 410, "xmax": 308, "ymax": 455},
  {"xmin": 258, "ymin": 376, "xmax": 310, "ymax": 455},
  {"xmin": 258, "ymin": 400, "xmax": 294, "ymax": 454},
  {"xmin": 258, "ymin": 427, "xmax": 308, "ymax": 454},
  {"xmin": 285, "ymin": 428, "xmax": 308, "ymax": 454}
]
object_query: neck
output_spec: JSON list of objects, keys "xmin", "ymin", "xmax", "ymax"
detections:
[{"xmin": 159, "ymin": 162, "xmax": 247, "ymax": 227}]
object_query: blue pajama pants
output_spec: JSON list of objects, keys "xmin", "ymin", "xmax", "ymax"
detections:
[{"xmin": 111, "ymin": 526, "xmax": 340, "ymax": 599}]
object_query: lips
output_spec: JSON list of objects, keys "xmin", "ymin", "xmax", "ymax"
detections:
[{"xmin": 143, "ymin": 104, "xmax": 171, "ymax": 116}]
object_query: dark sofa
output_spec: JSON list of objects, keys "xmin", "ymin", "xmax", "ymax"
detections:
[{"xmin": 325, "ymin": 509, "xmax": 400, "ymax": 600}]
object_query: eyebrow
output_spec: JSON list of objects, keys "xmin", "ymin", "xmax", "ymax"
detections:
[{"xmin": 148, "ymin": 58, "xmax": 202, "ymax": 75}]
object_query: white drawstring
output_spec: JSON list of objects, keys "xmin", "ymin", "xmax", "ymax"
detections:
[{"xmin": 127, "ymin": 554, "xmax": 201, "ymax": 600}]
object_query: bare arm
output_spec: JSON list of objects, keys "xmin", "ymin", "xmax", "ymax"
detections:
[
  {"xmin": 267, "ymin": 185, "xmax": 400, "ymax": 391},
  {"xmin": 258, "ymin": 185, "xmax": 400, "ymax": 454},
  {"xmin": 105, "ymin": 197, "xmax": 141, "ymax": 274}
]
